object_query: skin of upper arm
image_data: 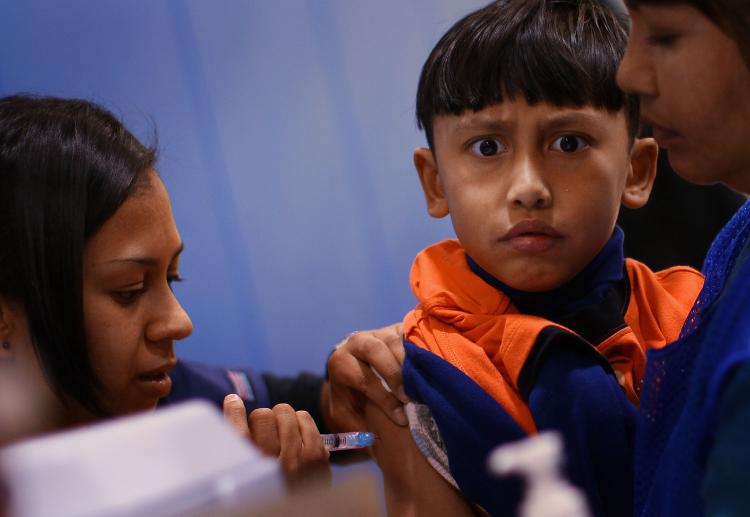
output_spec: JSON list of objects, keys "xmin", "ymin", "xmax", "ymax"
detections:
[{"xmin": 364, "ymin": 401, "xmax": 476, "ymax": 517}]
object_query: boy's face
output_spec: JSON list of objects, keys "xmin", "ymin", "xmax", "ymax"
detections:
[{"xmin": 415, "ymin": 100, "xmax": 656, "ymax": 292}]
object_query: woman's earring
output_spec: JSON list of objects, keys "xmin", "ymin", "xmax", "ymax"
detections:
[{"xmin": 1, "ymin": 340, "xmax": 9, "ymax": 350}]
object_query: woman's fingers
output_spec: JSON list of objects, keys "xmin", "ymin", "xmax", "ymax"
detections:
[
  {"xmin": 348, "ymin": 329, "xmax": 407, "ymax": 402},
  {"xmin": 374, "ymin": 322, "xmax": 406, "ymax": 366},
  {"xmin": 295, "ymin": 410, "xmax": 332, "ymax": 486},
  {"xmin": 296, "ymin": 410, "xmax": 329, "ymax": 463},
  {"xmin": 326, "ymin": 323, "xmax": 408, "ymax": 428},
  {"xmin": 229, "ymin": 396, "xmax": 332, "ymax": 487},
  {"xmin": 246, "ymin": 404, "xmax": 331, "ymax": 486},
  {"xmin": 334, "ymin": 356, "xmax": 406, "ymax": 426},
  {"xmin": 248, "ymin": 407, "xmax": 281, "ymax": 457},
  {"xmin": 273, "ymin": 404, "xmax": 304, "ymax": 474},
  {"xmin": 222, "ymin": 394, "xmax": 250, "ymax": 440}
]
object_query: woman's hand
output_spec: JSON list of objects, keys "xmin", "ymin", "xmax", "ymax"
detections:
[
  {"xmin": 223, "ymin": 395, "xmax": 331, "ymax": 488},
  {"xmin": 323, "ymin": 322, "xmax": 408, "ymax": 432}
]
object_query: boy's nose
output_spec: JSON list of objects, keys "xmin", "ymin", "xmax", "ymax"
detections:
[{"xmin": 506, "ymin": 160, "xmax": 551, "ymax": 210}]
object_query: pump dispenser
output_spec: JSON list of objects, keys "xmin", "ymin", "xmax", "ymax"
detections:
[{"xmin": 488, "ymin": 431, "xmax": 591, "ymax": 517}]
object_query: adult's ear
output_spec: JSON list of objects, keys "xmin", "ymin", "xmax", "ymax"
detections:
[
  {"xmin": 413, "ymin": 147, "xmax": 449, "ymax": 218},
  {"xmin": 621, "ymin": 137, "xmax": 658, "ymax": 209},
  {"xmin": 0, "ymin": 296, "xmax": 18, "ymax": 360}
]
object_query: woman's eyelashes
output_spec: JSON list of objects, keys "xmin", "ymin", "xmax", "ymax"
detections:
[
  {"xmin": 167, "ymin": 274, "xmax": 183, "ymax": 292},
  {"xmin": 113, "ymin": 286, "xmax": 145, "ymax": 305},
  {"xmin": 112, "ymin": 273, "xmax": 183, "ymax": 304}
]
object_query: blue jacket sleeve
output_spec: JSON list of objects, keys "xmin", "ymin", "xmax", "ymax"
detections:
[
  {"xmin": 521, "ymin": 327, "xmax": 635, "ymax": 517},
  {"xmin": 159, "ymin": 360, "xmax": 272, "ymax": 412},
  {"xmin": 261, "ymin": 371, "xmax": 328, "ymax": 432},
  {"xmin": 403, "ymin": 342, "xmax": 526, "ymax": 516},
  {"xmin": 160, "ymin": 360, "xmax": 327, "ymax": 430}
]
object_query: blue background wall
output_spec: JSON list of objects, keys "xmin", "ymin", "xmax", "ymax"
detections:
[{"xmin": 0, "ymin": 1, "xmax": 487, "ymax": 375}]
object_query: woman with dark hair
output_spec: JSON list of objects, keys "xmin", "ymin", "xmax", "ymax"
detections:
[
  {"xmin": 0, "ymin": 95, "xmax": 175, "ymax": 420},
  {"xmin": 0, "ymin": 95, "xmax": 329, "ymax": 478},
  {"xmin": 616, "ymin": 1, "xmax": 750, "ymax": 515}
]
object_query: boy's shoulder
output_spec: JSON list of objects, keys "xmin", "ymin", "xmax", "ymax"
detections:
[
  {"xmin": 624, "ymin": 258, "xmax": 704, "ymax": 339},
  {"xmin": 624, "ymin": 257, "xmax": 704, "ymax": 294},
  {"xmin": 409, "ymin": 239, "xmax": 512, "ymax": 314}
]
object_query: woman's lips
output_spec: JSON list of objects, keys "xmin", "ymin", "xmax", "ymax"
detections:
[
  {"xmin": 136, "ymin": 372, "xmax": 173, "ymax": 398},
  {"xmin": 136, "ymin": 363, "xmax": 175, "ymax": 399},
  {"xmin": 641, "ymin": 113, "xmax": 681, "ymax": 148},
  {"xmin": 651, "ymin": 124, "xmax": 681, "ymax": 148},
  {"xmin": 500, "ymin": 220, "xmax": 563, "ymax": 253}
]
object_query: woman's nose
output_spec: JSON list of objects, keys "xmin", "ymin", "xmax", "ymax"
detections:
[
  {"xmin": 617, "ymin": 36, "xmax": 657, "ymax": 97},
  {"xmin": 146, "ymin": 290, "xmax": 193, "ymax": 344}
]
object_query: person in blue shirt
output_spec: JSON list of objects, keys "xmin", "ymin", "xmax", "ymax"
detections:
[{"xmin": 617, "ymin": 1, "xmax": 750, "ymax": 515}]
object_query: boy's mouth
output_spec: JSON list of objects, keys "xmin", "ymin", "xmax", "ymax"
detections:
[
  {"xmin": 501, "ymin": 220, "xmax": 562, "ymax": 240},
  {"xmin": 500, "ymin": 220, "xmax": 562, "ymax": 253}
]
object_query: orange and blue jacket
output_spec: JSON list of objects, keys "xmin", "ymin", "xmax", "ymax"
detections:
[{"xmin": 401, "ymin": 233, "xmax": 703, "ymax": 517}]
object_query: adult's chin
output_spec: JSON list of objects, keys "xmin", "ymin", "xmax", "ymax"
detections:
[{"xmin": 664, "ymin": 148, "xmax": 720, "ymax": 187}]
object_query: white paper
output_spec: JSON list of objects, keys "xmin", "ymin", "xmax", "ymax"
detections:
[{"xmin": 0, "ymin": 401, "xmax": 284, "ymax": 516}]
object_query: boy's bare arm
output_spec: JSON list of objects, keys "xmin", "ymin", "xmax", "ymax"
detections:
[{"xmin": 364, "ymin": 401, "xmax": 476, "ymax": 517}]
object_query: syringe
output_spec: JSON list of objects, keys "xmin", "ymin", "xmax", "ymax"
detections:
[{"xmin": 321, "ymin": 432, "xmax": 375, "ymax": 451}]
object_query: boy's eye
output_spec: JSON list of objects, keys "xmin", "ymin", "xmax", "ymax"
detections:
[
  {"xmin": 551, "ymin": 135, "xmax": 589, "ymax": 153},
  {"xmin": 470, "ymin": 138, "xmax": 505, "ymax": 157}
]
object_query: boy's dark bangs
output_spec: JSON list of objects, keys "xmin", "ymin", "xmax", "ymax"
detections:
[{"xmin": 417, "ymin": 0, "xmax": 637, "ymax": 144}]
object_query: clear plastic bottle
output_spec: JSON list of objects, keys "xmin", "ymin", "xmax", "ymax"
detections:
[{"xmin": 487, "ymin": 431, "xmax": 591, "ymax": 517}]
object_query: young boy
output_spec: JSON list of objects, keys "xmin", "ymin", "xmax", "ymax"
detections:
[{"xmin": 365, "ymin": 1, "xmax": 704, "ymax": 516}]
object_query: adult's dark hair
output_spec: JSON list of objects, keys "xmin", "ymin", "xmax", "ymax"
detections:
[
  {"xmin": 624, "ymin": 0, "xmax": 750, "ymax": 65},
  {"xmin": 0, "ymin": 95, "xmax": 156, "ymax": 416},
  {"xmin": 416, "ymin": 0, "xmax": 639, "ymax": 149}
]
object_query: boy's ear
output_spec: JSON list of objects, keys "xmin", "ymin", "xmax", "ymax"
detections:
[
  {"xmin": 414, "ymin": 147, "xmax": 449, "ymax": 218},
  {"xmin": 621, "ymin": 137, "xmax": 659, "ymax": 209}
]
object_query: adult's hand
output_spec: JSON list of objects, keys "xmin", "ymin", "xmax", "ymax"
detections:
[
  {"xmin": 323, "ymin": 322, "xmax": 408, "ymax": 432},
  {"xmin": 223, "ymin": 395, "xmax": 331, "ymax": 487}
]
